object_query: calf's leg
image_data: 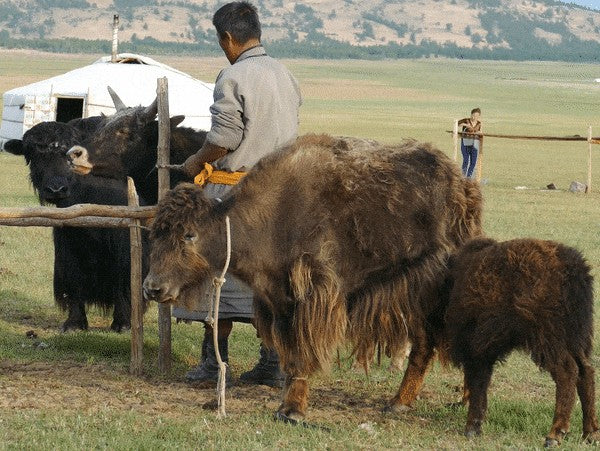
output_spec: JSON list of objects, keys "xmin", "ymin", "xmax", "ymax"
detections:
[
  {"xmin": 545, "ymin": 355, "xmax": 578, "ymax": 447},
  {"xmin": 384, "ymin": 333, "xmax": 435, "ymax": 412},
  {"xmin": 576, "ymin": 358, "xmax": 600, "ymax": 442},
  {"xmin": 463, "ymin": 362, "xmax": 493, "ymax": 438}
]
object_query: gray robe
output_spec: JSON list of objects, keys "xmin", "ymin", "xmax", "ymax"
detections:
[{"xmin": 173, "ymin": 45, "xmax": 302, "ymax": 321}]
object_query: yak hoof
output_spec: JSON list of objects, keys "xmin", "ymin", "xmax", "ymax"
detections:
[
  {"xmin": 61, "ymin": 321, "xmax": 88, "ymax": 333},
  {"xmin": 274, "ymin": 410, "xmax": 305, "ymax": 425},
  {"xmin": 382, "ymin": 403, "xmax": 411, "ymax": 415},
  {"xmin": 544, "ymin": 437, "xmax": 560, "ymax": 448},
  {"xmin": 464, "ymin": 427, "xmax": 481, "ymax": 439},
  {"xmin": 585, "ymin": 430, "xmax": 600, "ymax": 444}
]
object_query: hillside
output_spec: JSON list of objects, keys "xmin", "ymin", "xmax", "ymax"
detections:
[{"xmin": 1, "ymin": 0, "xmax": 600, "ymax": 60}]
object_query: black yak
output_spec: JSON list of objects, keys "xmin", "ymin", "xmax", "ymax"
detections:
[
  {"xmin": 142, "ymin": 134, "xmax": 483, "ymax": 421},
  {"xmin": 4, "ymin": 120, "xmax": 147, "ymax": 332},
  {"xmin": 66, "ymin": 96, "xmax": 207, "ymax": 204},
  {"xmin": 441, "ymin": 237, "xmax": 599, "ymax": 447}
]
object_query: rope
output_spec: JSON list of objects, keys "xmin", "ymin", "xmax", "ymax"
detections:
[{"xmin": 205, "ymin": 215, "xmax": 232, "ymax": 419}]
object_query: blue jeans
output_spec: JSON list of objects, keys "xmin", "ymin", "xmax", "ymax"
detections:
[{"xmin": 461, "ymin": 141, "xmax": 478, "ymax": 178}]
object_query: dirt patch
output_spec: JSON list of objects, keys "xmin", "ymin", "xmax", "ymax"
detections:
[{"xmin": 0, "ymin": 361, "xmax": 392, "ymax": 424}]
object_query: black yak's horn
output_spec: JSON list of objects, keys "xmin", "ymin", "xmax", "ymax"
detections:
[
  {"xmin": 143, "ymin": 96, "xmax": 159, "ymax": 120},
  {"xmin": 107, "ymin": 86, "xmax": 127, "ymax": 111}
]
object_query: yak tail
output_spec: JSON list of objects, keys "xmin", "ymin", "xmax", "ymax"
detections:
[
  {"xmin": 347, "ymin": 249, "xmax": 449, "ymax": 368},
  {"xmin": 276, "ymin": 252, "xmax": 347, "ymax": 375}
]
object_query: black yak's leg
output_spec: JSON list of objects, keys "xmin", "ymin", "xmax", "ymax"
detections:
[
  {"xmin": 277, "ymin": 374, "xmax": 309, "ymax": 421},
  {"xmin": 545, "ymin": 355, "xmax": 578, "ymax": 447},
  {"xmin": 62, "ymin": 299, "xmax": 88, "ymax": 332},
  {"xmin": 110, "ymin": 295, "xmax": 131, "ymax": 332},
  {"xmin": 384, "ymin": 333, "xmax": 435, "ymax": 411},
  {"xmin": 576, "ymin": 358, "xmax": 600, "ymax": 442},
  {"xmin": 463, "ymin": 362, "xmax": 493, "ymax": 438}
]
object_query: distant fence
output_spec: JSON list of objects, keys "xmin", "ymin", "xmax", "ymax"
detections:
[
  {"xmin": 450, "ymin": 120, "xmax": 599, "ymax": 192},
  {"xmin": 0, "ymin": 78, "xmax": 173, "ymax": 376}
]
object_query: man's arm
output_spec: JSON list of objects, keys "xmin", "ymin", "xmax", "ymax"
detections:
[{"xmin": 166, "ymin": 141, "xmax": 228, "ymax": 178}]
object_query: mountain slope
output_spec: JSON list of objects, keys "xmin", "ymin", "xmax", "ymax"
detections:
[{"xmin": 0, "ymin": 0, "xmax": 599, "ymax": 60}]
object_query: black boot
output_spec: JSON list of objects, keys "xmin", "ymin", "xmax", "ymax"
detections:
[
  {"xmin": 185, "ymin": 335, "xmax": 232, "ymax": 386},
  {"xmin": 239, "ymin": 344, "xmax": 284, "ymax": 388}
]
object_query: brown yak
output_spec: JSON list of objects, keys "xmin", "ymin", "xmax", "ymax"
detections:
[
  {"xmin": 440, "ymin": 237, "xmax": 600, "ymax": 447},
  {"xmin": 143, "ymin": 134, "xmax": 483, "ymax": 421}
]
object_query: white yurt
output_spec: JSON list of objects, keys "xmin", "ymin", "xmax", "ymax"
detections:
[{"xmin": 0, "ymin": 53, "xmax": 214, "ymax": 149}]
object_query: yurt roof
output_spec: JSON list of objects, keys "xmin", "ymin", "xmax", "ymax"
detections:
[{"xmin": 1, "ymin": 53, "xmax": 214, "ymax": 147}]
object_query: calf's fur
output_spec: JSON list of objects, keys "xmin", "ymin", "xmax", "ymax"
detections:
[{"xmin": 441, "ymin": 237, "xmax": 599, "ymax": 446}]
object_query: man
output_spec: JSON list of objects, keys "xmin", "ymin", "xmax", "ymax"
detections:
[{"xmin": 172, "ymin": 1, "xmax": 302, "ymax": 388}]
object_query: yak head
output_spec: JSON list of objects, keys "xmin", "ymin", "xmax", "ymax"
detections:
[
  {"xmin": 143, "ymin": 183, "xmax": 220, "ymax": 305},
  {"xmin": 4, "ymin": 121, "xmax": 84, "ymax": 205},
  {"xmin": 67, "ymin": 96, "xmax": 159, "ymax": 179},
  {"xmin": 67, "ymin": 87, "xmax": 186, "ymax": 182}
]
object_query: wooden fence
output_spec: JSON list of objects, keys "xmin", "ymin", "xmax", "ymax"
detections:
[
  {"xmin": 0, "ymin": 78, "xmax": 173, "ymax": 375},
  {"xmin": 451, "ymin": 120, "xmax": 599, "ymax": 192}
]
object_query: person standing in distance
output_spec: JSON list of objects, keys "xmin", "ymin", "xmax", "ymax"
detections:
[
  {"xmin": 171, "ymin": 1, "xmax": 302, "ymax": 388},
  {"xmin": 458, "ymin": 108, "xmax": 482, "ymax": 179}
]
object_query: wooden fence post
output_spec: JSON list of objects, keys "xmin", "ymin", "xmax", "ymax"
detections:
[
  {"xmin": 475, "ymin": 135, "xmax": 483, "ymax": 183},
  {"xmin": 128, "ymin": 177, "xmax": 144, "ymax": 376},
  {"xmin": 156, "ymin": 77, "xmax": 172, "ymax": 374},
  {"xmin": 453, "ymin": 119, "xmax": 459, "ymax": 162},
  {"xmin": 588, "ymin": 125, "xmax": 593, "ymax": 194}
]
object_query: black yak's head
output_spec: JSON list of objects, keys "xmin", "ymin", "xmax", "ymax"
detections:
[{"xmin": 5, "ymin": 121, "xmax": 83, "ymax": 205}]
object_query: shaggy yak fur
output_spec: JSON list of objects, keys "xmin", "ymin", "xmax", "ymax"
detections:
[
  {"xmin": 143, "ymin": 134, "xmax": 483, "ymax": 420},
  {"xmin": 4, "ymin": 120, "xmax": 148, "ymax": 332},
  {"xmin": 67, "ymin": 96, "xmax": 207, "ymax": 204},
  {"xmin": 440, "ymin": 237, "xmax": 599, "ymax": 447}
]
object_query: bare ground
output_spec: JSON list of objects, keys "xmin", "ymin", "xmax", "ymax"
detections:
[{"xmin": 0, "ymin": 360, "xmax": 403, "ymax": 424}]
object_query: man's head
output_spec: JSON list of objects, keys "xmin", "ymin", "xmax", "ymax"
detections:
[
  {"xmin": 213, "ymin": 2, "xmax": 261, "ymax": 62},
  {"xmin": 470, "ymin": 108, "xmax": 481, "ymax": 121}
]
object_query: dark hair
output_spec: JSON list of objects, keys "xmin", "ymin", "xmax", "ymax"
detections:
[
  {"xmin": 471, "ymin": 108, "xmax": 481, "ymax": 114},
  {"xmin": 212, "ymin": 2, "xmax": 261, "ymax": 43}
]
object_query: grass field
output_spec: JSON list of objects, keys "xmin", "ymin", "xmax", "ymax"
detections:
[{"xmin": 1, "ymin": 49, "xmax": 600, "ymax": 449}]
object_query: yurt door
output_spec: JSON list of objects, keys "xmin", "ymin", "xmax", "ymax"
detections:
[{"xmin": 55, "ymin": 96, "xmax": 85, "ymax": 123}]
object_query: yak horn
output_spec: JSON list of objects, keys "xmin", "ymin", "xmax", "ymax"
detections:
[
  {"xmin": 143, "ymin": 96, "xmax": 159, "ymax": 120},
  {"xmin": 107, "ymin": 86, "xmax": 127, "ymax": 111}
]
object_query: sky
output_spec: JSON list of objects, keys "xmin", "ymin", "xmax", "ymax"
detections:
[{"xmin": 564, "ymin": 0, "xmax": 600, "ymax": 10}]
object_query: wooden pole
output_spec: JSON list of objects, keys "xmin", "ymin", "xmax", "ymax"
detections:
[
  {"xmin": 111, "ymin": 14, "xmax": 119, "ymax": 63},
  {"xmin": 0, "ymin": 204, "xmax": 154, "ymax": 220},
  {"xmin": 588, "ymin": 125, "xmax": 593, "ymax": 194},
  {"xmin": 452, "ymin": 119, "xmax": 459, "ymax": 162},
  {"xmin": 0, "ymin": 217, "xmax": 134, "ymax": 228},
  {"xmin": 156, "ymin": 77, "xmax": 172, "ymax": 374},
  {"xmin": 128, "ymin": 177, "xmax": 144, "ymax": 376},
  {"xmin": 475, "ymin": 135, "xmax": 483, "ymax": 183}
]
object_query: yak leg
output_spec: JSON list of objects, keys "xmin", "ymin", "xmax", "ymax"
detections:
[
  {"xmin": 110, "ymin": 295, "xmax": 131, "ymax": 332},
  {"xmin": 545, "ymin": 355, "xmax": 578, "ymax": 447},
  {"xmin": 576, "ymin": 358, "xmax": 600, "ymax": 442},
  {"xmin": 384, "ymin": 333, "xmax": 435, "ymax": 412},
  {"xmin": 463, "ymin": 361, "xmax": 494, "ymax": 438},
  {"xmin": 276, "ymin": 374, "xmax": 309, "ymax": 422},
  {"xmin": 61, "ymin": 299, "xmax": 88, "ymax": 332}
]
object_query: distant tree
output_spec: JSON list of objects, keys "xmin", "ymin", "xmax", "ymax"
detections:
[
  {"xmin": 465, "ymin": 25, "xmax": 472, "ymax": 36},
  {"xmin": 446, "ymin": 23, "xmax": 452, "ymax": 31}
]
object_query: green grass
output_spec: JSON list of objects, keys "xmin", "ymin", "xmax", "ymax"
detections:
[{"xmin": 2, "ymin": 52, "xmax": 600, "ymax": 449}]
